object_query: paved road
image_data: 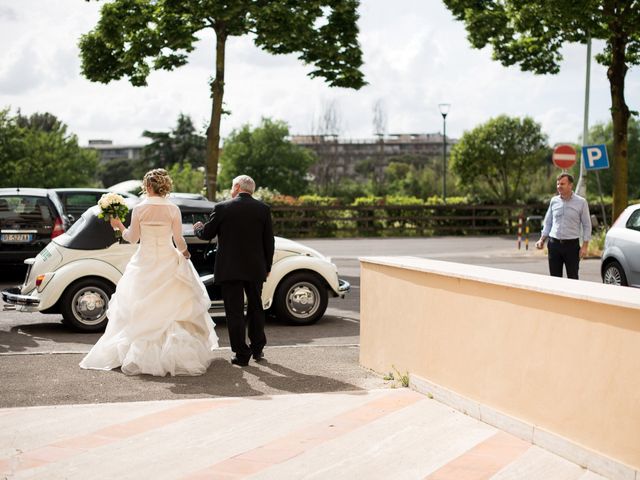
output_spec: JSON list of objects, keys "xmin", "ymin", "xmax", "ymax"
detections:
[{"xmin": 0, "ymin": 237, "xmax": 603, "ymax": 407}]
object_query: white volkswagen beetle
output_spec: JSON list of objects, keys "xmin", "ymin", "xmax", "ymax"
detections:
[{"xmin": 2, "ymin": 201, "xmax": 350, "ymax": 331}]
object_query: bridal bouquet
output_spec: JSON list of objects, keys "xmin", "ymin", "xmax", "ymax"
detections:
[{"xmin": 98, "ymin": 192, "xmax": 129, "ymax": 237}]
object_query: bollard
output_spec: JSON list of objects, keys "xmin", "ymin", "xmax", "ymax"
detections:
[
  {"xmin": 517, "ymin": 215, "xmax": 523, "ymax": 250},
  {"xmin": 524, "ymin": 215, "xmax": 543, "ymax": 252}
]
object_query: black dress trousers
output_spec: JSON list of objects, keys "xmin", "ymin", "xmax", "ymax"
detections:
[
  {"xmin": 547, "ymin": 237, "xmax": 580, "ymax": 279},
  {"xmin": 220, "ymin": 280, "xmax": 266, "ymax": 361}
]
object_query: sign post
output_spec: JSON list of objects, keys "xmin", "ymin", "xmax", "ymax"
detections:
[
  {"xmin": 582, "ymin": 144, "xmax": 609, "ymax": 171},
  {"xmin": 581, "ymin": 144, "xmax": 610, "ymax": 228},
  {"xmin": 552, "ymin": 144, "xmax": 577, "ymax": 170}
]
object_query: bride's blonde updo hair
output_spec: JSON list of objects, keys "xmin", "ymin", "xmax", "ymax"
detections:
[{"xmin": 142, "ymin": 168, "xmax": 173, "ymax": 197}]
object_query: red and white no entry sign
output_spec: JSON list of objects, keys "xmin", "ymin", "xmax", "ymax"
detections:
[{"xmin": 552, "ymin": 144, "xmax": 577, "ymax": 169}]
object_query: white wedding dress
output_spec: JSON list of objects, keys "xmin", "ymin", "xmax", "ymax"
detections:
[{"xmin": 80, "ymin": 196, "xmax": 218, "ymax": 376}]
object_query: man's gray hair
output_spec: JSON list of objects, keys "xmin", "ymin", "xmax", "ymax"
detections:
[{"xmin": 233, "ymin": 175, "xmax": 256, "ymax": 194}]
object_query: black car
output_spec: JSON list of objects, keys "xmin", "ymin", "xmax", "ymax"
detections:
[
  {"xmin": 0, "ymin": 188, "xmax": 70, "ymax": 269},
  {"xmin": 54, "ymin": 188, "xmax": 140, "ymax": 224}
]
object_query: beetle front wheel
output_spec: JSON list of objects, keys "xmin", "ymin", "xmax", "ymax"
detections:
[{"xmin": 273, "ymin": 272, "xmax": 328, "ymax": 326}]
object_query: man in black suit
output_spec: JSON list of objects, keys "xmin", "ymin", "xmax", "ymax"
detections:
[{"xmin": 193, "ymin": 175, "xmax": 274, "ymax": 366}]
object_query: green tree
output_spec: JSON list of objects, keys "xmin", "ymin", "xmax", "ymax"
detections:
[
  {"xmin": 172, "ymin": 114, "xmax": 206, "ymax": 168},
  {"xmin": 139, "ymin": 113, "xmax": 206, "ymax": 173},
  {"xmin": 0, "ymin": 109, "xmax": 98, "ymax": 188},
  {"xmin": 219, "ymin": 118, "xmax": 316, "ymax": 195},
  {"xmin": 97, "ymin": 157, "xmax": 137, "ymax": 187},
  {"xmin": 15, "ymin": 111, "xmax": 63, "ymax": 132},
  {"xmin": 167, "ymin": 163, "xmax": 205, "ymax": 193},
  {"xmin": 442, "ymin": 0, "xmax": 640, "ymax": 220},
  {"xmin": 450, "ymin": 116, "xmax": 549, "ymax": 203},
  {"xmin": 79, "ymin": 0, "xmax": 366, "ymax": 200},
  {"xmin": 588, "ymin": 117, "xmax": 640, "ymax": 199},
  {"xmin": 384, "ymin": 161, "xmax": 418, "ymax": 196},
  {"xmin": 140, "ymin": 131, "xmax": 173, "ymax": 171}
]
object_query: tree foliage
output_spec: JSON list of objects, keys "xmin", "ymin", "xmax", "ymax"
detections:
[
  {"xmin": 0, "ymin": 109, "xmax": 98, "ymax": 188},
  {"xmin": 139, "ymin": 113, "xmax": 206, "ymax": 173},
  {"xmin": 97, "ymin": 157, "xmax": 137, "ymax": 188},
  {"xmin": 450, "ymin": 115, "xmax": 549, "ymax": 203},
  {"xmin": 383, "ymin": 161, "xmax": 441, "ymax": 198},
  {"xmin": 167, "ymin": 163, "xmax": 205, "ymax": 194},
  {"xmin": 219, "ymin": 118, "xmax": 316, "ymax": 196},
  {"xmin": 80, "ymin": 0, "xmax": 366, "ymax": 200},
  {"xmin": 442, "ymin": 0, "xmax": 640, "ymax": 219}
]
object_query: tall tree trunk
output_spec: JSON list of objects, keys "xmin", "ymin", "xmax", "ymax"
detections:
[
  {"xmin": 205, "ymin": 25, "xmax": 227, "ymax": 200},
  {"xmin": 607, "ymin": 9, "xmax": 630, "ymax": 221}
]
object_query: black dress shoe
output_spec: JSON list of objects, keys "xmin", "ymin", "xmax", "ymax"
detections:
[
  {"xmin": 231, "ymin": 356, "xmax": 249, "ymax": 366},
  {"xmin": 253, "ymin": 352, "xmax": 265, "ymax": 362}
]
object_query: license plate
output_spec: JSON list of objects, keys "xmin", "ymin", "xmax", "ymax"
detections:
[{"xmin": 1, "ymin": 233, "xmax": 33, "ymax": 243}]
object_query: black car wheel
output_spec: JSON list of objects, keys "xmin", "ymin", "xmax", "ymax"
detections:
[
  {"xmin": 61, "ymin": 278, "xmax": 114, "ymax": 332},
  {"xmin": 602, "ymin": 260, "xmax": 628, "ymax": 286},
  {"xmin": 273, "ymin": 272, "xmax": 328, "ymax": 325}
]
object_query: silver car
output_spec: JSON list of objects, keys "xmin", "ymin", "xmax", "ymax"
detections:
[{"xmin": 601, "ymin": 203, "xmax": 640, "ymax": 287}]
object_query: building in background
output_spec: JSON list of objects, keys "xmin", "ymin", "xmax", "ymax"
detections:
[
  {"xmin": 85, "ymin": 134, "xmax": 456, "ymax": 187},
  {"xmin": 290, "ymin": 133, "xmax": 456, "ymax": 185},
  {"xmin": 86, "ymin": 140, "xmax": 144, "ymax": 163}
]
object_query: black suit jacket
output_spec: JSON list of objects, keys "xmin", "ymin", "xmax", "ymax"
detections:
[{"xmin": 195, "ymin": 193, "xmax": 274, "ymax": 284}]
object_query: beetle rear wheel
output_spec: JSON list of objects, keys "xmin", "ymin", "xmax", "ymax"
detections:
[{"xmin": 61, "ymin": 278, "xmax": 114, "ymax": 332}]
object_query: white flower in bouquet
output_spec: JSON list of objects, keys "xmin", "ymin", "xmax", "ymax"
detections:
[{"xmin": 97, "ymin": 193, "xmax": 129, "ymax": 239}]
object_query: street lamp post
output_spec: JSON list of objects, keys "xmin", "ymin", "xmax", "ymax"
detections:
[{"xmin": 438, "ymin": 103, "xmax": 451, "ymax": 202}]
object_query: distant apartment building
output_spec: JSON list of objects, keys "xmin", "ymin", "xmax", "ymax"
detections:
[
  {"xmin": 290, "ymin": 133, "xmax": 456, "ymax": 184},
  {"xmin": 86, "ymin": 140, "xmax": 144, "ymax": 163}
]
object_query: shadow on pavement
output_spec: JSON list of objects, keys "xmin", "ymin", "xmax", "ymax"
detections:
[
  {"xmin": 0, "ymin": 323, "xmax": 100, "ymax": 353},
  {"xmin": 0, "ymin": 346, "xmax": 381, "ymax": 408},
  {"xmin": 138, "ymin": 358, "xmax": 364, "ymax": 398}
]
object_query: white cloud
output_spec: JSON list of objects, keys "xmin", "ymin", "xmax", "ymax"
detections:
[
  {"xmin": 0, "ymin": 5, "xmax": 17, "ymax": 21},
  {"xmin": 0, "ymin": 43, "xmax": 44, "ymax": 94},
  {"xmin": 0, "ymin": 0, "xmax": 637, "ymax": 149}
]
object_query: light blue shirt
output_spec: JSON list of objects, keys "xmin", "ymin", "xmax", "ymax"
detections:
[{"xmin": 542, "ymin": 193, "xmax": 592, "ymax": 241}]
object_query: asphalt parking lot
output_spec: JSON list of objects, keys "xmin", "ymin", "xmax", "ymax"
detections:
[{"xmin": 0, "ymin": 237, "xmax": 603, "ymax": 408}]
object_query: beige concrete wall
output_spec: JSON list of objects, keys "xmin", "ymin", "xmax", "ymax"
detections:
[{"xmin": 360, "ymin": 257, "xmax": 640, "ymax": 470}]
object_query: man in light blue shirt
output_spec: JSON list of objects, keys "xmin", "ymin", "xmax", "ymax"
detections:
[{"xmin": 536, "ymin": 173, "xmax": 591, "ymax": 279}]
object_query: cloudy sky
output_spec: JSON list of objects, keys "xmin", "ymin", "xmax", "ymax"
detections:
[{"xmin": 1, "ymin": 1, "xmax": 638, "ymax": 148}]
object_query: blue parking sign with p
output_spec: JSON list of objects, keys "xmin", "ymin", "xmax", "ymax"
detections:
[{"xmin": 582, "ymin": 144, "xmax": 609, "ymax": 171}]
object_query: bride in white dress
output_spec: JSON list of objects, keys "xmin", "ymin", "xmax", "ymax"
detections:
[{"xmin": 80, "ymin": 169, "xmax": 218, "ymax": 376}]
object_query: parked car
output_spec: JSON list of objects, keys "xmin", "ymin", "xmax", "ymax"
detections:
[
  {"xmin": 601, "ymin": 203, "xmax": 640, "ymax": 287},
  {"xmin": 0, "ymin": 188, "xmax": 70, "ymax": 268},
  {"xmin": 169, "ymin": 192, "xmax": 208, "ymax": 201},
  {"xmin": 54, "ymin": 188, "xmax": 140, "ymax": 224},
  {"xmin": 2, "ymin": 201, "xmax": 350, "ymax": 331}
]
